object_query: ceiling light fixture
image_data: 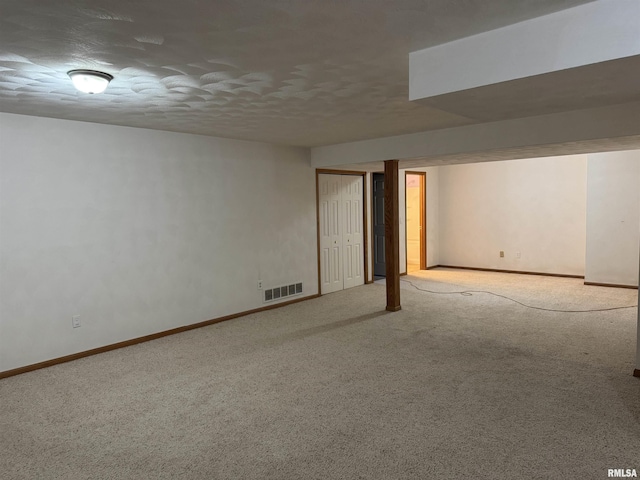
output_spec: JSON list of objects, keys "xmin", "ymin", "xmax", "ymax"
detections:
[{"xmin": 67, "ymin": 69, "xmax": 113, "ymax": 94}]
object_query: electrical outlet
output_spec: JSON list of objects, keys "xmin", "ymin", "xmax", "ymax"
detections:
[
  {"xmin": 72, "ymin": 315, "xmax": 81, "ymax": 328},
  {"xmin": 499, "ymin": 251, "xmax": 504, "ymax": 258},
  {"xmin": 516, "ymin": 251, "xmax": 521, "ymax": 259},
  {"xmin": 257, "ymin": 280, "xmax": 263, "ymax": 290}
]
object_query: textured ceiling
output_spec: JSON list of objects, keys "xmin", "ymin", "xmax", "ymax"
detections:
[{"xmin": 0, "ymin": 0, "xmax": 597, "ymax": 147}]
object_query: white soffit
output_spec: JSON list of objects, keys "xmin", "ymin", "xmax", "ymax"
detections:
[
  {"xmin": 409, "ymin": 0, "xmax": 640, "ymax": 100},
  {"xmin": 310, "ymin": 101, "xmax": 640, "ymax": 168}
]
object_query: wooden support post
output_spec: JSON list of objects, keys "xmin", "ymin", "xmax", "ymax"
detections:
[{"xmin": 384, "ymin": 159, "xmax": 401, "ymax": 312}]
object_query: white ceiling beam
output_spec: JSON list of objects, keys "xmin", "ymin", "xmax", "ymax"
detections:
[
  {"xmin": 310, "ymin": 101, "xmax": 640, "ymax": 168},
  {"xmin": 409, "ymin": 0, "xmax": 640, "ymax": 100}
]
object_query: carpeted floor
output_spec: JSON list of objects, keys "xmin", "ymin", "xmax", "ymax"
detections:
[{"xmin": 1, "ymin": 268, "xmax": 638, "ymax": 479}]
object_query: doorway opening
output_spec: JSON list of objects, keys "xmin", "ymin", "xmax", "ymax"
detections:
[
  {"xmin": 372, "ymin": 172, "xmax": 385, "ymax": 278},
  {"xmin": 405, "ymin": 172, "xmax": 426, "ymax": 273}
]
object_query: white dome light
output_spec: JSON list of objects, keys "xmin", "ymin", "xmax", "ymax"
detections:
[{"xmin": 68, "ymin": 69, "xmax": 113, "ymax": 94}]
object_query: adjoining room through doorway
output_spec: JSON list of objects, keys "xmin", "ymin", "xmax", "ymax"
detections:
[{"xmin": 405, "ymin": 172, "xmax": 426, "ymax": 274}]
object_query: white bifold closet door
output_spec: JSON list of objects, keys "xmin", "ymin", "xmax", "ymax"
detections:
[{"xmin": 319, "ymin": 174, "xmax": 364, "ymax": 294}]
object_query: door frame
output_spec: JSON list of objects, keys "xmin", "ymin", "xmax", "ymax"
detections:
[
  {"xmin": 316, "ymin": 169, "xmax": 369, "ymax": 295},
  {"xmin": 404, "ymin": 171, "xmax": 427, "ymax": 272}
]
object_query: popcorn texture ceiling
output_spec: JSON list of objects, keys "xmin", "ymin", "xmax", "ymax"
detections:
[{"xmin": 0, "ymin": 0, "xmax": 596, "ymax": 147}]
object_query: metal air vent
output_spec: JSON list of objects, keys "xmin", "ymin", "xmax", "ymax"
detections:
[{"xmin": 263, "ymin": 282, "xmax": 304, "ymax": 302}]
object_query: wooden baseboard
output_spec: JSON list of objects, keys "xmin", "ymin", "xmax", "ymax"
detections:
[
  {"xmin": 424, "ymin": 266, "xmax": 637, "ymax": 289},
  {"xmin": 0, "ymin": 293, "xmax": 320, "ymax": 380},
  {"xmin": 634, "ymin": 369, "xmax": 640, "ymax": 378},
  {"xmin": 584, "ymin": 282, "xmax": 638, "ymax": 290},
  {"xmin": 400, "ymin": 272, "xmax": 407, "ymax": 277},
  {"xmin": 433, "ymin": 265, "xmax": 584, "ymax": 279}
]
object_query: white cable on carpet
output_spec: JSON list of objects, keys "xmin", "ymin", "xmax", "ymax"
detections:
[{"xmin": 400, "ymin": 279, "xmax": 638, "ymax": 313}]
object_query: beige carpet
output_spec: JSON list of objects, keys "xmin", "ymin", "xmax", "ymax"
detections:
[{"xmin": 1, "ymin": 268, "xmax": 639, "ymax": 480}]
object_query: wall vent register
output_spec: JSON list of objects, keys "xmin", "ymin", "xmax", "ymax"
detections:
[{"xmin": 264, "ymin": 282, "xmax": 303, "ymax": 302}]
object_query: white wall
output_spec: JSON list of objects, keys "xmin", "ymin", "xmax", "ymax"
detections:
[
  {"xmin": 437, "ymin": 155, "xmax": 588, "ymax": 275},
  {"xmin": 0, "ymin": 113, "xmax": 317, "ymax": 372},
  {"xmin": 637, "ymin": 253, "xmax": 640, "ymax": 371},
  {"xmin": 425, "ymin": 168, "xmax": 440, "ymax": 268},
  {"xmin": 585, "ymin": 150, "xmax": 640, "ymax": 287}
]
